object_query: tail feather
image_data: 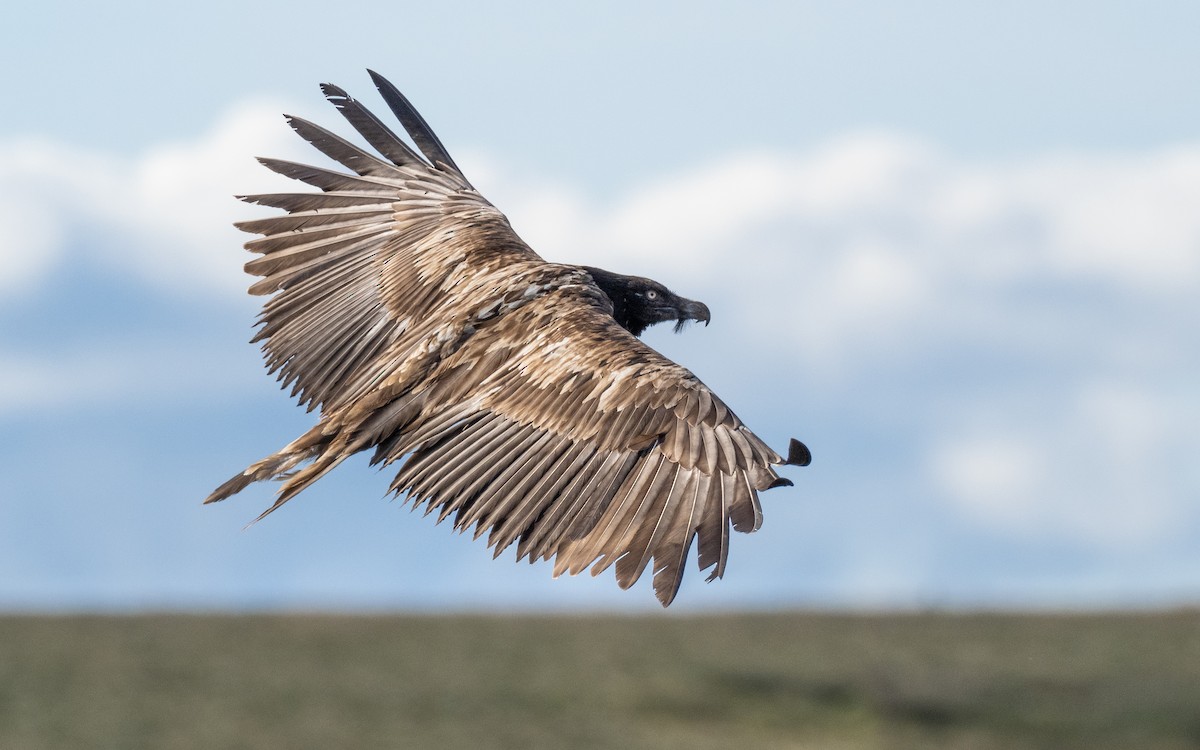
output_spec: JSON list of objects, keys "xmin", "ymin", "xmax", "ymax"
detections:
[
  {"xmin": 248, "ymin": 450, "xmax": 349, "ymax": 523},
  {"xmin": 203, "ymin": 425, "xmax": 333, "ymax": 507},
  {"xmin": 207, "ymin": 394, "xmax": 427, "ymax": 520}
]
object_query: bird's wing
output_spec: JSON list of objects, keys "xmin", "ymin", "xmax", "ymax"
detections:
[
  {"xmin": 369, "ymin": 283, "xmax": 802, "ymax": 607},
  {"xmin": 231, "ymin": 72, "xmax": 805, "ymax": 606},
  {"xmin": 238, "ymin": 71, "xmax": 543, "ymax": 413}
]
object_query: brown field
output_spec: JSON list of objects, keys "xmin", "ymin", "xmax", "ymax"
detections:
[{"xmin": 1, "ymin": 611, "xmax": 1198, "ymax": 749}]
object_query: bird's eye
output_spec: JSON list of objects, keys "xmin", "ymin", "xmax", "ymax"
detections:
[{"xmin": 646, "ymin": 290, "xmax": 658, "ymax": 300}]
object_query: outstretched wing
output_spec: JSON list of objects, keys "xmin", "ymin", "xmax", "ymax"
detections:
[
  {"xmin": 239, "ymin": 71, "xmax": 543, "ymax": 413},
  {"xmin": 362, "ymin": 281, "xmax": 803, "ymax": 606}
]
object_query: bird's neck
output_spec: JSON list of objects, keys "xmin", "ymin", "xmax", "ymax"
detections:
[{"xmin": 581, "ymin": 266, "xmax": 647, "ymax": 337}]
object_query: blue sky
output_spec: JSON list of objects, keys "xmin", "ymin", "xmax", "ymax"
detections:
[{"xmin": 2, "ymin": 1, "xmax": 1198, "ymax": 611}]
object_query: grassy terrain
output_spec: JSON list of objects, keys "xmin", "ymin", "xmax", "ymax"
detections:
[{"xmin": 1, "ymin": 611, "xmax": 1198, "ymax": 749}]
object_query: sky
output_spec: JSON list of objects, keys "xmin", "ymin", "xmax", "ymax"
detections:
[{"xmin": 1, "ymin": 1, "xmax": 1198, "ymax": 611}]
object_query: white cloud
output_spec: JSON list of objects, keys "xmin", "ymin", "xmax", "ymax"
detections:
[
  {"xmin": 1009, "ymin": 149, "xmax": 1200, "ymax": 289},
  {"xmin": 931, "ymin": 436, "xmax": 1047, "ymax": 528},
  {"xmin": 928, "ymin": 380, "xmax": 1197, "ymax": 547},
  {"xmin": 0, "ymin": 192, "xmax": 61, "ymax": 295},
  {"xmin": 0, "ymin": 100, "xmax": 300, "ymax": 299},
  {"xmin": 603, "ymin": 151, "xmax": 797, "ymax": 263}
]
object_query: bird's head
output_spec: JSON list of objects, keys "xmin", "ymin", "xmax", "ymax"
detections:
[{"xmin": 582, "ymin": 266, "xmax": 711, "ymax": 338}]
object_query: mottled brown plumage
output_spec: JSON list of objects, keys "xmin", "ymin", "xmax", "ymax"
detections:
[{"xmin": 207, "ymin": 71, "xmax": 810, "ymax": 606}]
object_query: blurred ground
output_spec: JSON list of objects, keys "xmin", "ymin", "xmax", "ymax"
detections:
[{"xmin": 1, "ymin": 611, "xmax": 1197, "ymax": 749}]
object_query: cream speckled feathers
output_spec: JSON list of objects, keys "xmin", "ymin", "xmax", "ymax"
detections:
[{"xmin": 207, "ymin": 71, "xmax": 809, "ymax": 606}]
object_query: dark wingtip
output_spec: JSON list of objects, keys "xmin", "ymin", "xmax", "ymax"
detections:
[
  {"xmin": 785, "ymin": 438, "xmax": 812, "ymax": 467},
  {"xmin": 364, "ymin": 68, "xmax": 467, "ymax": 180},
  {"xmin": 319, "ymin": 82, "xmax": 349, "ymax": 103}
]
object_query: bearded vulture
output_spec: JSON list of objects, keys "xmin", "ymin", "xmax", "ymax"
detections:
[{"xmin": 206, "ymin": 71, "xmax": 810, "ymax": 606}]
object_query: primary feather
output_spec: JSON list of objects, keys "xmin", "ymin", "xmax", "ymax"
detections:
[{"xmin": 207, "ymin": 71, "xmax": 810, "ymax": 606}]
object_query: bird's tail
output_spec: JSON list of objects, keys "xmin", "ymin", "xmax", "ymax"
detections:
[{"xmin": 204, "ymin": 424, "xmax": 348, "ymax": 523}]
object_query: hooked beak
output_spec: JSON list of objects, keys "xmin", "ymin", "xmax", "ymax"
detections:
[{"xmin": 673, "ymin": 298, "xmax": 711, "ymax": 332}]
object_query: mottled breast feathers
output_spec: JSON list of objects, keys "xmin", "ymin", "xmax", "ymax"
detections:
[{"xmin": 207, "ymin": 70, "xmax": 806, "ymax": 606}]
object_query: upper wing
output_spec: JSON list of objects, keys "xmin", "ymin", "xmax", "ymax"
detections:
[
  {"xmin": 366, "ymin": 281, "xmax": 801, "ymax": 606},
  {"xmin": 238, "ymin": 71, "xmax": 543, "ymax": 413}
]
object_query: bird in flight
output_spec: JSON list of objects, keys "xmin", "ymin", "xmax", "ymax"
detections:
[{"xmin": 206, "ymin": 71, "xmax": 810, "ymax": 606}]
